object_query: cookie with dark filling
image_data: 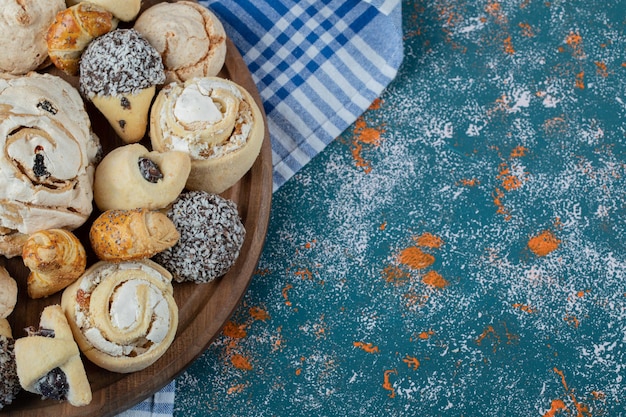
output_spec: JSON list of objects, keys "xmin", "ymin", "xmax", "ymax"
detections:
[
  {"xmin": 0, "ymin": 319, "xmax": 20, "ymax": 409},
  {"xmin": 14, "ymin": 305, "xmax": 91, "ymax": 406}
]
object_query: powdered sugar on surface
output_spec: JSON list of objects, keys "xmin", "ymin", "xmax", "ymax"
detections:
[{"xmin": 175, "ymin": 1, "xmax": 626, "ymax": 416}]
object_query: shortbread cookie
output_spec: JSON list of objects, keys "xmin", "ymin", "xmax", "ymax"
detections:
[
  {"xmin": 0, "ymin": 0, "xmax": 65, "ymax": 74},
  {"xmin": 134, "ymin": 1, "xmax": 226, "ymax": 83},
  {"xmin": 93, "ymin": 143, "xmax": 190, "ymax": 211},
  {"xmin": 150, "ymin": 77, "xmax": 264, "ymax": 193},
  {"xmin": 80, "ymin": 29, "xmax": 165, "ymax": 143},
  {"xmin": 61, "ymin": 260, "xmax": 178, "ymax": 373},
  {"xmin": 0, "ymin": 72, "xmax": 101, "ymax": 257},
  {"xmin": 15, "ymin": 305, "xmax": 92, "ymax": 406}
]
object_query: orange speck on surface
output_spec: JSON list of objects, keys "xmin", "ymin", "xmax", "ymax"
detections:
[
  {"xmin": 382, "ymin": 369, "xmax": 397, "ymax": 398},
  {"xmin": 459, "ymin": 178, "xmax": 480, "ymax": 187},
  {"xmin": 353, "ymin": 341, "xmax": 380, "ymax": 354},
  {"xmin": 249, "ymin": 306, "xmax": 270, "ymax": 321},
  {"xmin": 222, "ymin": 321, "xmax": 247, "ymax": 339},
  {"xmin": 403, "ymin": 355, "xmax": 420, "ymax": 370},
  {"xmin": 498, "ymin": 163, "xmax": 524, "ymax": 191},
  {"xmin": 528, "ymin": 230, "xmax": 561, "ymax": 256},
  {"xmin": 576, "ymin": 290, "xmax": 586, "ymax": 298},
  {"xmin": 379, "ymin": 221, "xmax": 387, "ymax": 231},
  {"xmin": 398, "ymin": 246, "xmax": 435, "ymax": 270},
  {"xmin": 227, "ymin": 384, "xmax": 247, "ymax": 395},
  {"xmin": 282, "ymin": 284, "xmax": 293, "ymax": 306},
  {"xmin": 552, "ymin": 368, "xmax": 592, "ymax": 417},
  {"xmin": 542, "ymin": 399, "xmax": 567, "ymax": 417},
  {"xmin": 595, "ymin": 61, "xmax": 608, "ymax": 77},
  {"xmin": 564, "ymin": 314, "xmax": 580, "ymax": 328},
  {"xmin": 519, "ymin": 22, "xmax": 534, "ymax": 37},
  {"xmin": 355, "ymin": 120, "xmax": 383, "ymax": 146},
  {"xmin": 231, "ymin": 354, "xmax": 253, "ymax": 371},
  {"xmin": 422, "ymin": 270, "xmax": 449, "ymax": 288},
  {"xmin": 476, "ymin": 325, "xmax": 499, "ymax": 347},
  {"xmin": 493, "ymin": 187, "xmax": 512, "ymax": 220},
  {"xmin": 575, "ymin": 71, "xmax": 585, "ymax": 89},
  {"xmin": 418, "ymin": 330, "xmax": 435, "ymax": 340},
  {"xmin": 304, "ymin": 239, "xmax": 317, "ymax": 249},
  {"xmin": 510, "ymin": 145, "xmax": 528, "ymax": 158},
  {"xmin": 295, "ymin": 268, "xmax": 313, "ymax": 280},
  {"xmin": 368, "ymin": 97, "xmax": 383, "ymax": 110},
  {"xmin": 513, "ymin": 303, "xmax": 537, "ymax": 313},
  {"xmin": 415, "ymin": 232, "xmax": 444, "ymax": 249},
  {"xmin": 295, "ymin": 368, "xmax": 302, "ymax": 376},
  {"xmin": 503, "ymin": 36, "xmax": 515, "ymax": 54},
  {"xmin": 382, "ymin": 264, "xmax": 411, "ymax": 286},
  {"xmin": 485, "ymin": 1, "xmax": 506, "ymax": 23}
]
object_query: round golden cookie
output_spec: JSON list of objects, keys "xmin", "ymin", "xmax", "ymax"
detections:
[
  {"xmin": 93, "ymin": 143, "xmax": 191, "ymax": 211},
  {"xmin": 150, "ymin": 77, "xmax": 265, "ymax": 194},
  {"xmin": 134, "ymin": 1, "xmax": 226, "ymax": 83}
]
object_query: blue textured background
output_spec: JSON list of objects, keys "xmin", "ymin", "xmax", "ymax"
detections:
[{"xmin": 175, "ymin": 1, "xmax": 626, "ymax": 415}]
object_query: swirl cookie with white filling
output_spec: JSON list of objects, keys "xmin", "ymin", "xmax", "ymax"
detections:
[
  {"xmin": 61, "ymin": 259, "xmax": 178, "ymax": 373},
  {"xmin": 150, "ymin": 77, "xmax": 264, "ymax": 194}
]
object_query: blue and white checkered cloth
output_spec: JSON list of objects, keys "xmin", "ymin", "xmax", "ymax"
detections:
[{"xmin": 118, "ymin": 0, "xmax": 402, "ymax": 415}]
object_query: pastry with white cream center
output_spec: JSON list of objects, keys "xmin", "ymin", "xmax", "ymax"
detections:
[
  {"xmin": 61, "ymin": 259, "xmax": 178, "ymax": 373},
  {"xmin": 150, "ymin": 77, "xmax": 264, "ymax": 193},
  {"xmin": 0, "ymin": 72, "xmax": 101, "ymax": 258}
]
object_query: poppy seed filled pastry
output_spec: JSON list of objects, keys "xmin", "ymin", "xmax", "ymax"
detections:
[
  {"xmin": 0, "ymin": 72, "xmax": 101, "ymax": 258},
  {"xmin": 150, "ymin": 77, "xmax": 264, "ymax": 194},
  {"xmin": 61, "ymin": 259, "xmax": 178, "ymax": 373},
  {"xmin": 14, "ymin": 305, "xmax": 92, "ymax": 406},
  {"xmin": 93, "ymin": 143, "xmax": 191, "ymax": 211}
]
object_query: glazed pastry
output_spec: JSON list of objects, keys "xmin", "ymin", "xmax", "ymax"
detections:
[
  {"xmin": 0, "ymin": 0, "xmax": 65, "ymax": 74},
  {"xmin": 150, "ymin": 77, "xmax": 265, "ymax": 193},
  {"xmin": 61, "ymin": 260, "xmax": 178, "ymax": 373},
  {"xmin": 134, "ymin": 1, "xmax": 227, "ymax": 83},
  {"xmin": 22, "ymin": 229, "xmax": 87, "ymax": 299},
  {"xmin": 46, "ymin": 2, "xmax": 118, "ymax": 75},
  {"xmin": 15, "ymin": 304, "xmax": 92, "ymax": 406},
  {"xmin": 80, "ymin": 29, "xmax": 165, "ymax": 143},
  {"xmin": 154, "ymin": 191, "xmax": 245, "ymax": 283},
  {"xmin": 93, "ymin": 144, "xmax": 191, "ymax": 211},
  {"xmin": 89, "ymin": 208, "xmax": 180, "ymax": 262},
  {"xmin": 66, "ymin": 0, "xmax": 141, "ymax": 22},
  {"xmin": 0, "ymin": 266, "xmax": 17, "ymax": 318},
  {"xmin": 0, "ymin": 318, "xmax": 20, "ymax": 409},
  {"xmin": 0, "ymin": 72, "xmax": 101, "ymax": 258}
]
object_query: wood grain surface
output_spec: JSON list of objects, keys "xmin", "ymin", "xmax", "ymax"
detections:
[{"xmin": 1, "ymin": 1, "xmax": 273, "ymax": 415}]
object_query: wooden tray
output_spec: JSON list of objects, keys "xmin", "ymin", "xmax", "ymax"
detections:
[{"xmin": 0, "ymin": 6, "xmax": 273, "ymax": 416}]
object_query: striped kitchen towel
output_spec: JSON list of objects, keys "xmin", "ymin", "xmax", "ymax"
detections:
[
  {"xmin": 119, "ymin": 0, "xmax": 402, "ymax": 415},
  {"xmin": 200, "ymin": 0, "xmax": 404, "ymax": 191}
]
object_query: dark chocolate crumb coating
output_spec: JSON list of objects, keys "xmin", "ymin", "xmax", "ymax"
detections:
[
  {"xmin": 153, "ymin": 191, "xmax": 246, "ymax": 283},
  {"xmin": 0, "ymin": 336, "xmax": 20, "ymax": 409},
  {"xmin": 79, "ymin": 29, "xmax": 165, "ymax": 98}
]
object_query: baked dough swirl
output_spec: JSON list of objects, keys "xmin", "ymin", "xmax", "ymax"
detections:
[
  {"xmin": 150, "ymin": 77, "xmax": 264, "ymax": 194},
  {"xmin": 61, "ymin": 260, "xmax": 178, "ymax": 373},
  {"xmin": 0, "ymin": 72, "xmax": 100, "ymax": 257}
]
